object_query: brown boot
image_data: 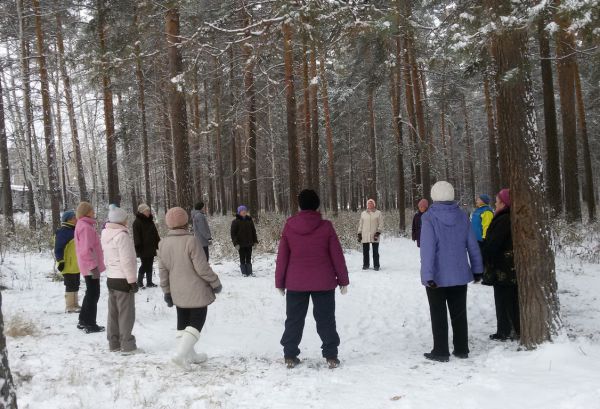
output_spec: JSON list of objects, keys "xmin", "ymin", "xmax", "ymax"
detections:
[{"xmin": 65, "ymin": 292, "xmax": 80, "ymax": 313}]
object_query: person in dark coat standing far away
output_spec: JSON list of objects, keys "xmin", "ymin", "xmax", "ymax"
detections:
[
  {"xmin": 411, "ymin": 198, "xmax": 429, "ymax": 247},
  {"xmin": 231, "ymin": 205, "xmax": 259, "ymax": 277},
  {"xmin": 132, "ymin": 204, "xmax": 161, "ymax": 288},
  {"xmin": 275, "ymin": 189, "xmax": 350, "ymax": 369},
  {"xmin": 482, "ymin": 188, "xmax": 520, "ymax": 341},
  {"xmin": 420, "ymin": 181, "xmax": 483, "ymax": 362}
]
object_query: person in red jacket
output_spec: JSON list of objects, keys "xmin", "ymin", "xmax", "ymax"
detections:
[{"xmin": 275, "ymin": 189, "xmax": 350, "ymax": 369}]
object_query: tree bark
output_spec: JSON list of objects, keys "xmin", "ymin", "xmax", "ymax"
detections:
[
  {"xmin": 488, "ymin": 0, "xmax": 561, "ymax": 348},
  {"xmin": 390, "ymin": 33, "xmax": 406, "ymax": 232},
  {"xmin": 537, "ymin": 16, "xmax": 561, "ymax": 216},
  {"xmin": 300, "ymin": 23, "xmax": 312, "ymax": 188},
  {"xmin": 573, "ymin": 64, "xmax": 596, "ymax": 221},
  {"xmin": 214, "ymin": 60, "xmax": 227, "ymax": 215},
  {"xmin": 0, "ymin": 64, "xmax": 14, "ymax": 231},
  {"xmin": 554, "ymin": 3, "xmax": 581, "ymax": 222},
  {"xmin": 56, "ymin": 11, "xmax": 88, "ymax": 203},
  {"xmin": 0, "ymin": 291, "xmax": 18, "ymax": 409},
  {"xmin": 229, "ymin": 47, "xmax": 238, "ymax": 209},
  {"xmin": 165, "ymin": 6, "xmax": 192, "ymax": 209},
  {"xmin": 461, "ymin": 94, "xmax": 476, "ymax": 206},
  {"xmin": 309, "ymin": 41, "xmax": 320, "ymax": 193},
  {"xmin": 319, "ymin": 47, "xmax": 338, "ymax": 215},
  {"xmin": 282, "ymin": 22, "xmax": 300, "ymax": 212},
  {"xmin": 483, "ymin": 73, "xmax": 501, "ymax": 193},
  {"xmin": 367, "ymin": 88, "xmax": 377, "ymax": 200},
  {"xmin": 32, "ymin": 0, "xmax": 61, "ymax": 230},
  {"xmin": 243, "ymin": 39, "xmax": 259, "ymax": 218},
  {"xmin": 16, "ymin": 0, "xmax": 37, "ymax": 229}
]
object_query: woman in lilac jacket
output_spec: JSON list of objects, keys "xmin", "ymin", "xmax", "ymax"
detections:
[
  {"xmin": 420, "ymin": 181, "xmax": 483, "ymax": 362},
  {"xmin": 275, "ymin": 190, "xmax": 349, "ymax": 369}
]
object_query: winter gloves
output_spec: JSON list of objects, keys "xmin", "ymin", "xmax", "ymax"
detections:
[
  {"xmin": 340, "ymin": 286, "xmax": 348, "ymax": 295},
  {"xmin": 214, "ymin": 285, "xmax": 223, "ymax": 294},
  {"xmin": 357, "ymin": 233, "xmax": 362, "ymax": 243},
  {"xmin": 473, "ymin": 273, "xmax": 483, "ymax": 283},
  {"xmin": 57, "ymin": 261, "xmax": 65, "ymax": 272},
  {"xmin": 427, "ymin": 280, "xmax": 438, "ymax": 289},
  {"xmin": 164, "ymin": 293, "xmax": 174, "ymax": 307},
  {"xmin": 130, "ymin": 283, "xmax": 139, "ymax": 293},
  {"xmin": 374, "ymin": 232, "xmax": 381, "ymax": 241},
  {"xmin": 90, "ymin": 267, "xmax": 100, "ymax": 279}
]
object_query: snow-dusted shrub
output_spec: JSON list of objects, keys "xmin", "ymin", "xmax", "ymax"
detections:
[
  {"xmin": 552, "ymin": 219, "xmax": 600, "ymax": 264},
  {"xmin": 4, "ymin": 314, "xmax": 39, "ymax": 338}
]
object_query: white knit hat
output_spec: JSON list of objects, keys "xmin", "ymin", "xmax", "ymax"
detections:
[
  {"xmin": 431, "ymin": 181, "xmax": 455, "ymax": 202},
  {"xmin": 108, "ymin": 206, "xmax": 128, "ymax": 224},
  {"xmin": 137, "ymin": 203, "xmax": 150, "ymax": 214}
]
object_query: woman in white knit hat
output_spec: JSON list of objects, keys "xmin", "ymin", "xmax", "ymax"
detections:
[{"xmin": 357, "ymin": 198, "xmax": 383, "ymax": 270}]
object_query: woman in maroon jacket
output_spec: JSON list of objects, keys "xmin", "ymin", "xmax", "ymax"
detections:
[{"xmin": 275, "ymin": 189, "xmax": 350, "ymax": 369}]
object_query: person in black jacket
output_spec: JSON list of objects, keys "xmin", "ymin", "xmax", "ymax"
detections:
[
  {"xmin": 411, "ymin": 198, "xmax": 429, "ymax": 247},
  {"xmin": 132, "ymin": 204, "xmax": 161, "ymax": 288},
  {"xmin": 482, "ymin": 189, "xmax": 519, "ymax": 341},
  {"xmin": 231, "ymin": 205, "xmax": 258, "ymax": 277}
]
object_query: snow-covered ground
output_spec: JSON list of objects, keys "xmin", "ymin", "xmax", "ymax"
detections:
[{"xmin": 2, "ymin": 238, "xmax": 599, "ymax": 409}]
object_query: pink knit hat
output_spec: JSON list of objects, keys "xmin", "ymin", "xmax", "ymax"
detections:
[
  {"xmin": 165, "ymin": 207, "xmax": 189, "ymax": 228},
  {"xmin": 417, "ymin": 198, "xmax": 429, "ymax": 209},
  {"xmin": 497, "ymin": 188, "xmax": 511, "ymax": 207}
]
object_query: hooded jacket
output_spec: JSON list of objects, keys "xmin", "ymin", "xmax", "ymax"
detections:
[
  {"xmin": 358, "ymin": 209, "xmax": 383, "ymax": 243},
  {"xmin": 482, "ymin": 208, "xmax": 516, "ymax": 285},
  {"xmin": 471, "ymin": 205, "xmax": 494, "ymax": 242},
  {"xmin": 275, "ymin": 210, "xmax": 349, "ymax": 291},
  {"xmin": 101, "ymin": 223, "xmax": 138, "ymax": 285},
  {"xmin": 54, "ymin": 222, "xmax": 79, "ymax": 274},
  {"xmin": 158, "ymin": 229, "xmax": 221, "ymax": 308},
  {"xmin": 231, "ymin": 214, "xmax": 258, "ymax": 248},
  {"xmin": 419, "ymin": 202, "xmax": 483, "ymax": 287},
  {"xmin": 132, "ymin": 213, "xmax": 160, "ymax": 258},
  {"xmin": 74, "ymin": 216, "xmax": 106, "ymax": 276},
  {"xmin": 191, "ymin": 209, "xmax": 212, "ymax": 247}
]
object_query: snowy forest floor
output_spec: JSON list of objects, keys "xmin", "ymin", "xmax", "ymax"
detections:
[{"xmin": 2, "ymin": 237, "xmax": 600, "ymax": 409}]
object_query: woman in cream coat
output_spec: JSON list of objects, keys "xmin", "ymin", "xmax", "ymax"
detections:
[{"xmin": 358, "ymin": 199, "xmax": 383, "ymax": 270}]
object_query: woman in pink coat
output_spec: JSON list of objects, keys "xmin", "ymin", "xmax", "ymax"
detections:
[
  {"xmin": 75, "ymin": 202, "xmax": 106, "ymax": 333},
  {"xmin": 275, "ymin": 190, "xmax": 349, "ymax": 369}
]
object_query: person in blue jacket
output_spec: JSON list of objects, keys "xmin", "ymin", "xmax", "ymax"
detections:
[
  {"xmin": 420, "ymin": 181, "xmax": 483, "ymax": 362},
  {"xmin": 54, "ymin": 210, "xmax": 81, "ymax": 313},
  {"xmin": 471, "ymin": 194, "xmax": 494, "ymax": 249}
]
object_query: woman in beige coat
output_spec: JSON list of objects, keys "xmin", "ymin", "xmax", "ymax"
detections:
[
  {"xmin": 358, "ymin": 199, "xmax": 383, "ymax": 270},
  {"xmin": 158, "ymin": 207, "xmax": 222, "ymax": 370}
]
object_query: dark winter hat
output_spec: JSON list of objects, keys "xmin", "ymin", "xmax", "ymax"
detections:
[
  {"xmin": 61, "ymin": 210, "xmax": 76, "ymax": 223},
  {"xmin": 298, "ymin": 189, "xmax": 320, "ymax": 211},
  {"xmin": 497, "ymin": 188, "xmax": 511, "ymax": 207},
  {"xmin": 194, "ymin": 202, "xmax": 205, "ymax": 210},
  {"xmin": 479, "ymin": 194, "xmax": 491, "ymax": 205},
  {"xmin": 237, "ymin": 205, "xmax": 248, "ymax": 214}
]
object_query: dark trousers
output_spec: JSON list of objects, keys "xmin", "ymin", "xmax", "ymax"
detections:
[
  {"xmin": 203, "ymin": 246, "xmax": 209, "ymax": 262},
  {"xmin": 63, "ymin": 273, "xmax": 80, "ymax": 292},
  {"xmin": 137, "ymin": 257, "xmax": 154, "ymax": 285},
  {"xmin": 493, "ymin": 285, "xmax": 520, "ymax": 337},
  {"xmin": 426, "ymin": 285, "xmax": 469, "ymax": 356},
  {"xmin": 238, "ymin": 246, "xmax": 253, "ymax": 264},
  {"xmin": 362, "ymin": 242, "xmax": 380, "ymax": 268},
  {"xmin": 281, "ymin": 290, "xmax": 340, "ymax": 359},
  {"xmin": 176, "ymin": 306, "xmax": 208, "ymax": 332},
  {"xmin": 79, "ymin": 275, "xmax": 100, "ymax": 326}
]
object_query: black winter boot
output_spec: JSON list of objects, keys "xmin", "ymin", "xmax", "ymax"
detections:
[
  {"xmin": 247, "ymin": 263, "xmax": 255, "ymax": 277},
  {"xmin": 240, "ymin": 264, "xmax": 248, "ymax": 276}
]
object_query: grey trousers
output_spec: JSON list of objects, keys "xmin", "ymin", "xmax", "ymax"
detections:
[{"xmin": 107, "ymin": 289, "xmax": 136, "ymax": 351}]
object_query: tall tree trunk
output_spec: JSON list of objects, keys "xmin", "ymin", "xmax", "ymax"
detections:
[
  {"xmin": 229, "ymin": 47, "xmax": 238, "ymax": 209},
  {"xmin": 0, "ymin": 65, "xmax": 14, "ymax": 232},
  {"xmin": 165, "ymin": 6, "xmax": 192, "ymax": 209},
  {"xmin": 243, "ymin": 39, "xmax": 259, "ymax": 218},
  {"xmin": 53, "ymin": 71, "xmax": 67, "ymax": 209},
  {"xmin": 488, "ymin": 0, "xmax": 560, "ymax": 348},
  {"xmin": 554, "ymin": 4, "xmax": 581, "ymax": 222},
  {"xmin": 462, "ymin": 94, "xmax": 476, "ymax": 206},
  {"xmin": 483, "ymin": 73, "xmax": 501, "ymax": 193},
  {"xmin": 17, "ymin": 0, "xmax": 37, "ymax": 229},
  {"xmin": 391, "ymin": 30, "xmax": 406, "ymax": 232},
  {"xmin": 309, "ymin": 41, "xmax": 320, "ymax": 193},
  {"xmin": 282, "ymin": 22, "xmax": 300, "ymax": 212},
  {"xmin": 574, "ymin": 64, "xmax": 596, "ymax": 221},
  {"xmin": 367, "ymin": 88, "xmax": 377, "ymax": 200},
  {"xmin": 319, "ymin": 47, "xmax": 338, "ymax": 215},
  {"xmin": 32, "ymin": 0, "xmax": 61, "ymax": 230},
  {"xmin": 96, "ymin": 0, "xmax": 120, "ymax": 205},
  {"xmin": 214, "ymin": 61, "xmax": 227, "ymax": 215},
  {"xmin": 133, "ymin": 10, "xmax": 151, "ymax": 207},
  {"xmin": 402, "ymin": 36, "xmax": 420, "ymax": 200},
  {"xmin": 56, "ymin": 12, "xmax": 87, "ymax": 202},
  {"xmin": 300, "ymin": 23, "xmax": 312, "ymax": 188},
  {"xmin": 191, "ymin": 69, "xmax": 203, "ymax": 203},
  {"xmin": 0, "ymin": 291, "xmax": 18, "ymax": 409},
  {"xmin": 537, "ymin": 16, "xmax": 561, "ymax": 215}
]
